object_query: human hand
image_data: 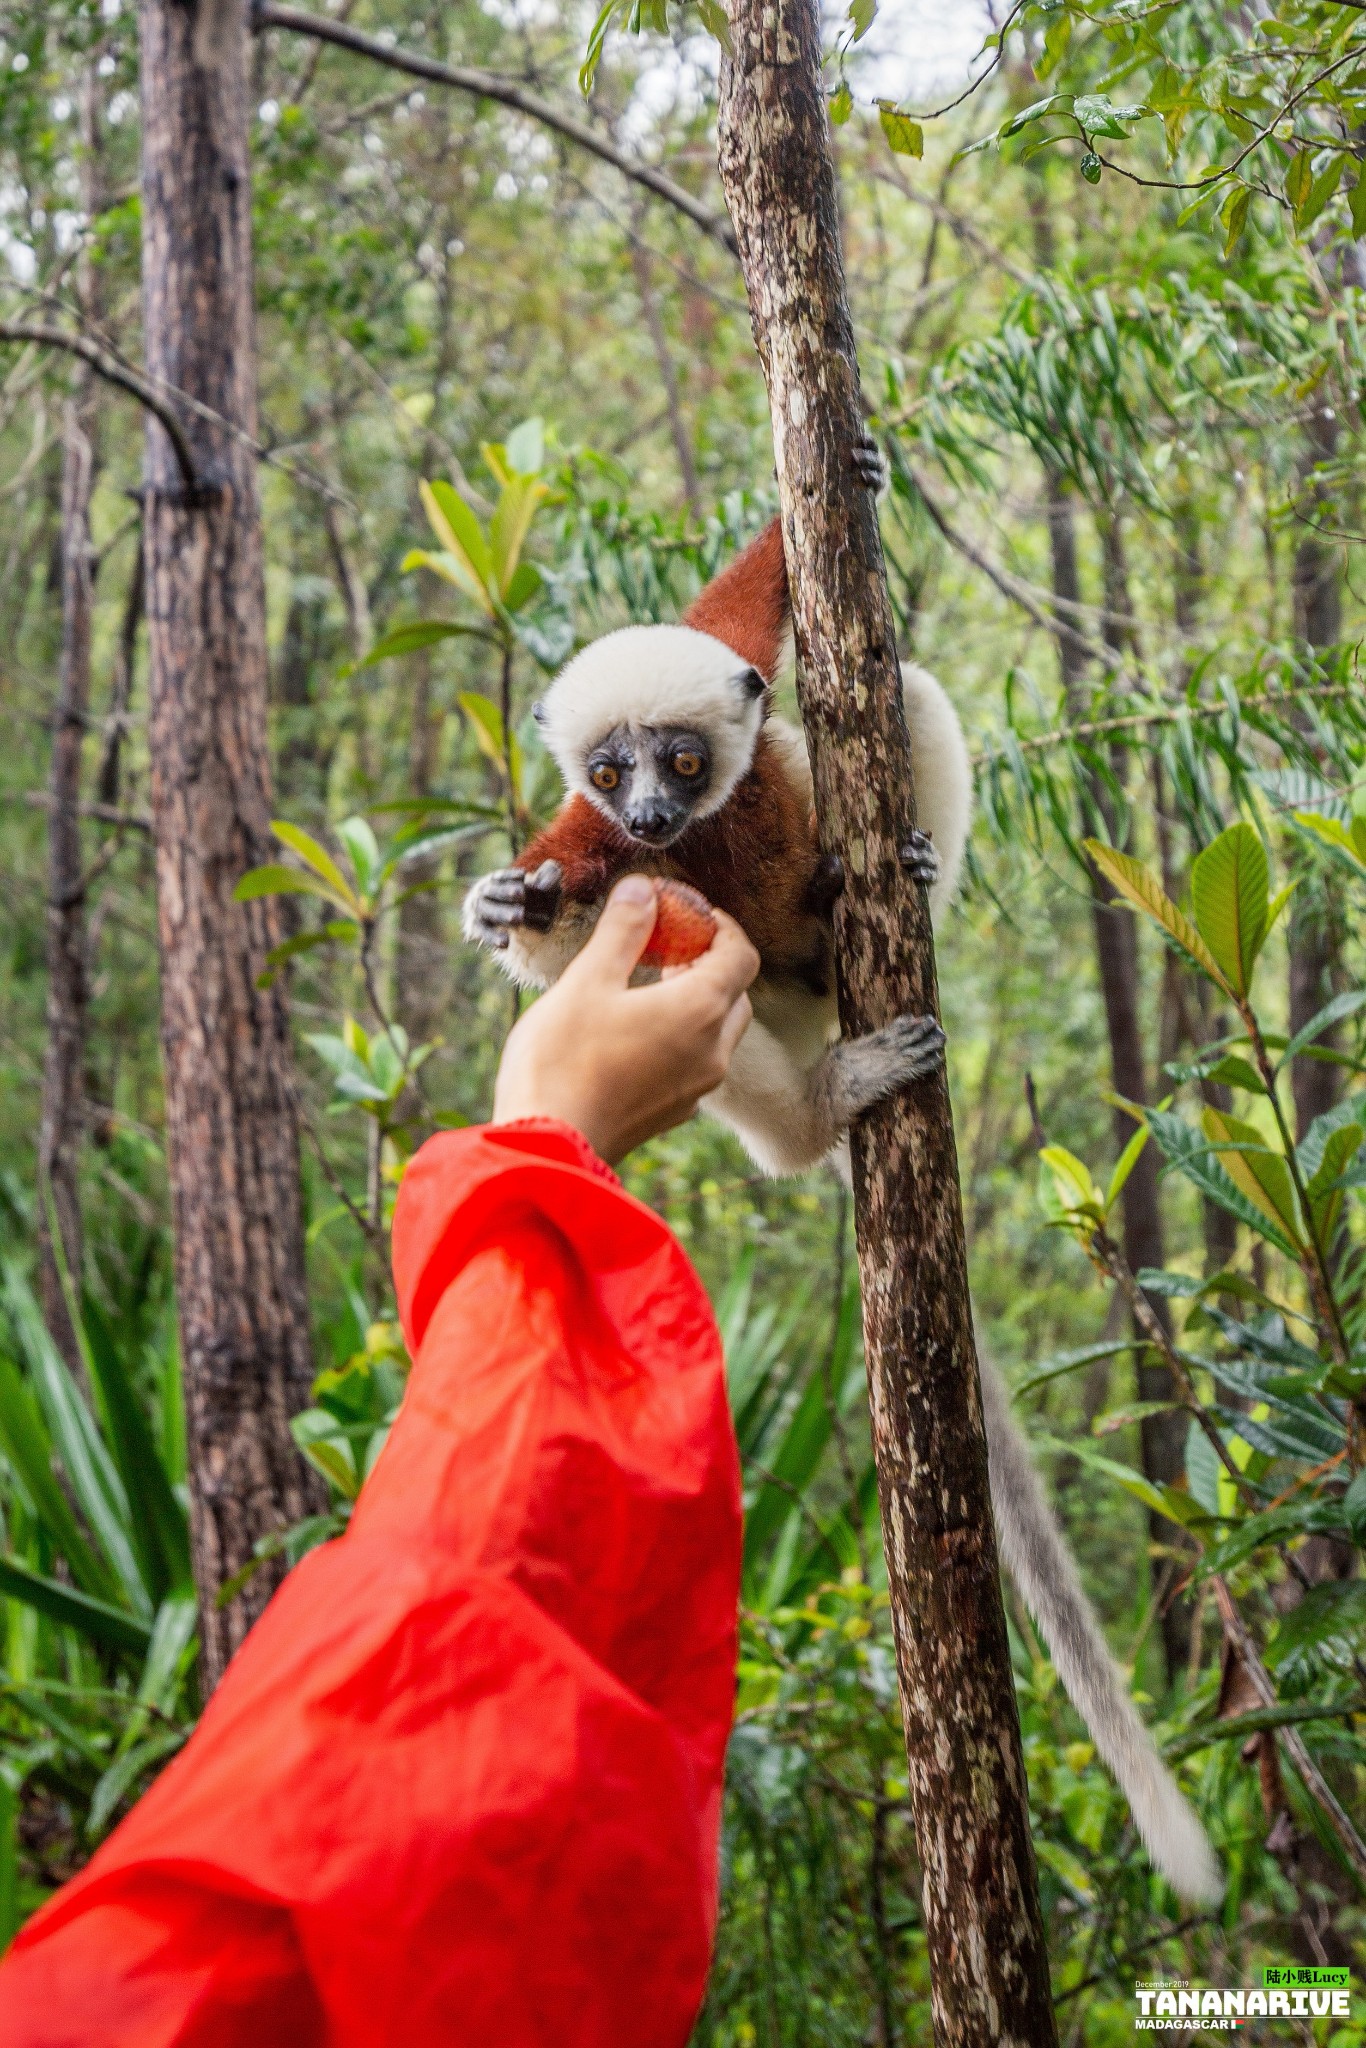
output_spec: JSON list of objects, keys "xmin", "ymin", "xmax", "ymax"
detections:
[{"xmin": 491, "ymin": 874, "xmax": 759, "ymax": 1164}]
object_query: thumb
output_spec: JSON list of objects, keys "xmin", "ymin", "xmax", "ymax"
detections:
[{"xmin": 573, "ymin": 873, "xmax": 658, "ymax": 985}]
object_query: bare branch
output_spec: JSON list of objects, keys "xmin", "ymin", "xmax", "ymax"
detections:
[
  {"xmin": 0, "ymin": 321, "xmax": 200, "ymax": 495},
  {"xmin": 252, "ymin": 4, "xmax": 737, "ymax": 255}
]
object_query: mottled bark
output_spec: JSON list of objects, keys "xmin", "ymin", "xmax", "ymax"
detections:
[
  {"xmin": 718, "ymin": 7, "xmax": 1056, "ymax": 2043},
  {"xmin": 138, "ymin": 0, "xmax": 324, "ymax": 1687},
  {"xmin": 1046, "ymin": 483, "xmax": 1187, "ymax": 1680}
]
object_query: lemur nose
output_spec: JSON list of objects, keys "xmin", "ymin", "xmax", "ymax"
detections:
[{"xmin": 624, "ymin": 798, "xmax": 673, "ymax": 839}]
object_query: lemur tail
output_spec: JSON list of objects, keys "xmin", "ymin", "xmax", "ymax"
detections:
[{"xmin": 979, "ymin": 1356, "xmax": 1223, "ymax": 1904}]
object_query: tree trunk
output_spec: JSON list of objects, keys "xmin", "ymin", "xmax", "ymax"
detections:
[
  {"xmin": 1288, "ymin": 405, "xmax": 1344, "ymax": 1143},
  {"xmin": 138, "ymin": 0, "xmax": 324, "ymax": 1688},
  {"xmin": 628, "ymin": 204, "xmax": 703, "ymax": 519},
  {"xmin": 395, "ymin": 642, "xmax": 448, "ymax": 1051},
  {"xmin": 717, "ymin": 8, "xmax": 1056, "ymax": 2043},
  {"xmin": 37, "ymin": 68, "xmax": 102, "ymax": 1379},
  {"xmin": 1044, "ymin": 480, "xmax": 1188, "ymax": 1680}
]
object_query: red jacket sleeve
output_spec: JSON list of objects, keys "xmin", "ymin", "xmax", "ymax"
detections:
[{"xmin": 0, "ymin": 1121, "xmax": 742, "ymax": 2048}]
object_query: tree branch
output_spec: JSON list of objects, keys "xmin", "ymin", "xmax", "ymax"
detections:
[
  {"xmin": 252, "ymin": 4, "xmax": 737, "ymax": 255},
  {"xmin": 0, "ymin": 322, "xmax": 200, "ymax": 495}
]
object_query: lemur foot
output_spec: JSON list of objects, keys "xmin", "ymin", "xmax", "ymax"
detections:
[
  {"xmin": 804, "ymin": 850, "xmax": 846, "ymax": 918},
  {"xmin": 824, "ymin": 1011, "xmax": 946, "ymax": 1123},
  {"xmin": 463, "ymin": 860, "xmax": 562, "ymax": 950},
  {"xmin": 899, "ymin": 828, "xmax": 939, "ymax": 890},
  {"xmin": 851, "ymin": 430, "xmax": 887, "ymax": 493}
]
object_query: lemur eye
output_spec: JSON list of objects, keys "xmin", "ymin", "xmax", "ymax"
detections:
[
  {"xmin": 591, "ymin": 762, "xmax": 619, "ymax": 792},
  {"xmin": 672, "ymin": 750, "xmax": 702, "ymax": 778}
]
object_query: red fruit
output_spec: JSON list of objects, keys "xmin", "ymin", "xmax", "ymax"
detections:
[{"xmin": 640, "ymin": 879, "xmax": 717, "ymax": 968}]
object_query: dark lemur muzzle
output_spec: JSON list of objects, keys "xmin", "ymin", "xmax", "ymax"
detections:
[{"xmin": 622, "ymin": 797, "xmax": 685, "ymax": 844}]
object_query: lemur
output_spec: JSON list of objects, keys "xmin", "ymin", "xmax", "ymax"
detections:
[{"xmin": 463, "ymin": 516, "xmax": 1221, "ymax": 1905}]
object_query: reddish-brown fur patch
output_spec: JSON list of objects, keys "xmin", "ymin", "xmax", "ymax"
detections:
[{"xmin": 682, "ymin": 519, "xmax": 790, "ymax": 681}]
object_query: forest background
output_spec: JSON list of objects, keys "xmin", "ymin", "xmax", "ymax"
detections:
[{"xmin": 1, "ymin": 0, "xmax": 1365, "ymax": 2040}]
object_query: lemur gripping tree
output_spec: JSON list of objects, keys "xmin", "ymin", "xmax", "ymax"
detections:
[{"xmin": 464, "ymin": 514, "xmax": 1219, "ymax": 1919}]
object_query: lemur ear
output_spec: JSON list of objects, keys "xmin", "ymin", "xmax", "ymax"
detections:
[
  {"xmin": 682, "ymin": 517, "xmax": 790, "ymax": 684},
  {"xmin": 531, "ymin": 700, "xmax": 547, "ymax": 725}
]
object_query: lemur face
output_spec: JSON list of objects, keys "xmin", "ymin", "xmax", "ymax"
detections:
[{"xmin": 582, "ymin": 723, "xmax": 713, "ymax": 846}]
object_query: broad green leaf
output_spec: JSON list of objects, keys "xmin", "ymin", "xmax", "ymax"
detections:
[
  {"xmin": 290, "ymin": 1410, "xmax": 360, "ymax": 1499},
  {"xmin": 1190, "ymin": 823, "xmax": 1268, "ymax": 996},
  {"xmin": 1269, "ymin": 1580, "xmax": 1366, "ymax": 1665},
  {"xmin": 1293, "ymin": 809, "xmax": 1366, "ymax": 880},
  {"xmin": 1147, "ymin": 1107, "xmax": 1301, "ymax": 1258},
  {"xmin": 0, "ymin": 1556, "xmax": 150, "ymax": 1657},
  {"xmin": 342, "ymin": 620, "xmax": 489, "ymax": 677},
  {"xmin": 503, "ymin": 559, "xmax": 543, "ymax": 614},
  {"xmin": 271, "ymin": 821, "xmax": 352, "ymax": 900},
  {"xmin": 879, "ymin": 106, "xmax": 923, "ymax": 158},
  {"xmin": 489, "ymin": 475, "xmax": 548, "ymax": 596},
  {"xmin": 697, "ymin": 0, "xmax": 732, "ymax": 53},
  {"xmin": 233, "ymin": 865, "xmax": 351, "ymax": 910},
  {"xmin": 503, "ymin": 417, "xmax": 545, "ymax": 477},
  {"xmin": 829, "ymin": 81, "xmax": 853, "ymax": 125},
  {"xmin": 1201, "ymin": 1108, "xmax": 1302, "ymax": 1246},
  {"xmin": 1105, "ymin": 1124, "xmax": 1150, "ymax": 1209},
  {"xmin": 1222, "ymin": 184, "xmax": 1250, "ymax": 255},
  {"xmin": 1351, "ymin": 173, "xmax": 1366, "ymax": 241},
  {"xmin": 336, "ymin": 816, "xmax": 382, "ymax": 900},
  {"xmin": 459, "ymin": 692, "xmax": 522, "ymax": 790},
  {"xmin": 1072, "ymin": 94, "xmax": 1148, "ymax": 140},
  {"xmin": 1305, "ymin": 1120, "xmax": 1363, "ymax": 1245},
  {"xmin": 1184, "ymin": 1416, "xmax": 1225, "ymax": 1517},
  {"xmin": 848, "ymin": 0, "xmax": 876, "ymax": 40},
  {"xmin": 418, "ymin": 481, "xmax": 494, "ymax": 614},
  {"xmin": 1285, "ymin": 147, "xmax": 1312, "ymax": 216},
  {"xmin": 1084, "ymin": 841, "xmax": 1230, "ymax": 992},
  {"xmin": 999, "ymin": 94, "xmax": 1062, "ymax": 140},
  {"xmin": 1299, "ymin": 153, "xmax": 1345, "ymax": 232}
]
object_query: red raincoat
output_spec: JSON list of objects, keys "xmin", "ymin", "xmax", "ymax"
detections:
[{"xmin": 0, "ymin": 1121, "xmax": 742, "ymax": 2046}]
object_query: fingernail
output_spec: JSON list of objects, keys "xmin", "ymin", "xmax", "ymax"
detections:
[{"xmin": 613, "ymin": 875, "xmax": 655, "ymax": 907}]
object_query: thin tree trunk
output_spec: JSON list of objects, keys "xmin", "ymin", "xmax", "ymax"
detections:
[
  {"xmin": 717, "ymin": 8, "xmax": 1056, "ymax": 2043},
  {"xmin": 37, "ymin": 68, "xmax": 102, "ymax": 1377},
  {"xmin": 629, "ymin": 203, "xmax": 703, "ymax": 519},
  {"xmin": 95, "ymin": 540, "xmax": 144, "ymax": 808},
  {"xmin": 395, "ymin": 642, "xmax": 447, "ymax": 1051},
  {"xmin": 138, "ymin": 0, "xmax": 324, "ymax": 1687},
  {"xmin": 1288, "ymin": 405, "xmax": 1344, "ymax": 1142},
  {"xmin": 1045, "ymin": 482, "xmax": 1188, "ymax": 1679}
]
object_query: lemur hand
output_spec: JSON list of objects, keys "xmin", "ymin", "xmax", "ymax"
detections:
[
  {"xmin": 851, "ymin": 430, "xmax": 887, "ymax": 494},
  {"xmin": 463, "ymin": 860, "xmax": 563, "ymax": 949},
  {"xmin": 492, "ymin": 875, "xmax": 759, "ymax": 1164}
]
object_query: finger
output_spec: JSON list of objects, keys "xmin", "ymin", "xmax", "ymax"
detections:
[
  {"xmin": 565, "ymin": 874, "xmax": 658, "ymax": 987},
  {"xmin": 716, "ymin": 991, "xmax": 753, "ymax": 1066},
  {"xmin": 690, "ymin": 908, "xmax": 760, "ymax": 1000}
]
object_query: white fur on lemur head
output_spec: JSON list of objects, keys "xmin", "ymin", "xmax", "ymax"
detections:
[{"xmin": 534, "ymin": 623, "xmax": 769, "ymax": 824}]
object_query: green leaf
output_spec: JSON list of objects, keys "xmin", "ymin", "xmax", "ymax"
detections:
[
  {"xmin": 1281, "ymin": 988, "xmax": 1366, "ymax": 1070},
  {"xmin": 336, "ymin": 816, "xmax": 382, "ymax": 900},
  {"xmin": 418, "ymin": 480, "xmax": 495, "ymax": 614},
  {"xmin": 83, "ymin": 1297, "xmax": 192, "ymax": 1604},
  {"xmin": 1305, "ymin": 1120, "xmax": 1363, "ymax": 1244},
  {"xmin": 234, "ymin": 865, "xmax": 351, "ymax": 910},
  {"xmin": 271, "ymin": 821, "xmax": 353, "ymax": 902},
  {"xmin": 489, "ymin": 475, "xmax": 549, "ymax": 596},
  {"xmin": 696, "ymin": 0, "xmax": 733, "ymax": 55},
  {"xmin": 848, "ymin": 0, "xmax": 876, "ymax": 41},
  {"xmin": 1221, "ymin": 184, "xmax": 1251, "ymax": 256},
  {"xmin": 1083, "ymin": 840, "xmax": 1231, "ymax": 993},
  {"xmin": 1285, "ymin": 147, "xmax": 1312, "ymax": 217},
  {"xmin": 290, "ymin": 1409, "xmax": 361, "ymax": 1500},
  {"xmin": 829, "ymin": 81, "xmax": 853, "ymax": 126},
  {"xmin": 88, "ymin": 1727, "xmax": 187, "ymax": 1839},
  {"xmin": 341, "ymin": 620, "xmax": 488, "ymax": 677},
  {"xmin": 1351, "ymin": 173, "xmax": 1366, "ymax": 241},
  {"xmin": 503, "ymin": 560, "xmax": 543, "ymax": 615},
  {"xmin": 1079, "ymin": 153, "xmax": 1102, "ymax": 184},
  {"xmin": 1268, "ymin": 1580, "xmax": 1366, "ymax": 1665},
  {"xmin": 3, "ymin": 1267, "xmax": 148, "ymax": 1615},
  {"xmin": 1105, "ymin": 1123, "xmax": 1150, "ymax": 1209},
  {"xmin": 1190, "ymin": 823, "xmax": 1268, "ymax": 997},
  {"xmin": 1184, "ymin": 1415, "xmax": 1224, "ymax": 1516},
  {"xmin": 0, "ymin": 1556, "xmax": 150, "ymax": 1657},
  {"xmin": 879, "ymin": 106, "xmax": 923, "ymax": 158},
  {"xmin": 998, "ymin": 94, "xmax": 1062, "ymax": 140},
  {"xmin": 503, "ymin": 416, "xmax": 545, "ymax": 477},
  {"xmin": 1299, "ymin": 153, "xmax": 1345, "ymax": 232},
  {"xmin": 1146, "ymin": 1107, "xmax": 1301, "ymax": 1259},
  {"xmin": 579, "ymin": 0, "xmax": 618, "ymax": 93},
  {"xmin": 1201, "ymin": 1108, "xmax": 1303, "ymax": 1247},
  {"xmin": 1072, "ymin": 94, "xmax": 1148, "ymax": 140},
  {"xmin": 459, "ymin": 691, "xmax": 521, "ymax": 790},
  {"xmin": 0, "ymin": 1352, "xmax": 111, "ymax": 1600}
]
